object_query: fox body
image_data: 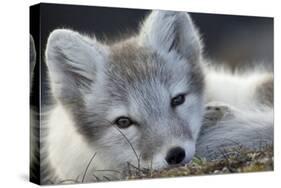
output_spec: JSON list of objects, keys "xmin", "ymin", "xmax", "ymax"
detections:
[{"xmin": 35, "ymin": 10, "xmax": 273, "ymax": 183}]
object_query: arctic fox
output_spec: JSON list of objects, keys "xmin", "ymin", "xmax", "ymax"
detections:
[{"xmin": 35, "ymin": 10, "xmax": 273, "ymax": 184}]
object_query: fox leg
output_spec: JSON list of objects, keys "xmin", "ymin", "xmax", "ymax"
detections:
[{"xmin": 202, "ymin": 102, "xmax": 235, "ymax": 128}]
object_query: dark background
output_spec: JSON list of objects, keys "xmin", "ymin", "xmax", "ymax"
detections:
[
  {"xmin": 30, "ymin": 3, "xmax": 273, "ymax": 106},
  {"xmin": 37, "ymin": 3, "xmax": 273, "ymax": 67}
]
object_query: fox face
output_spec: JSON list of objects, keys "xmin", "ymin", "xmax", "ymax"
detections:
[{"xmin": 46, "ymin": 11, "xmax": 204, "ymax": 173}]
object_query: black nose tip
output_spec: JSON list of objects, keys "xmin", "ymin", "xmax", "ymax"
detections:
[{"xmin": 165, "ymin": 147, "xmax": 186, "ymax": 165}]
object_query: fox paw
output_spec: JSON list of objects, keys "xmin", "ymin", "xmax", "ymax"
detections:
[{"xmin": 203, "ymin": 102, "xmax": 234, "ymax": 127}]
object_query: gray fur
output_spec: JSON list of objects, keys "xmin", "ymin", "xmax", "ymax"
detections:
[
  {"xmin": 39, "ymin": 10, "xmax": 273, "ymax": 184},
  {"xmin": 30, "ymin": 35, "xmax": 36, "ymax": 88},
  {"xmin": 197, "ymin": 103, "xmax": 273, "ymax": 159},
  {"xmin": 30, "ymin": 34, "xmax": 39, "ymax": 183},
  {"xmin": 255, "ymin": 74, "xmax": 273, "ymax": 106}
]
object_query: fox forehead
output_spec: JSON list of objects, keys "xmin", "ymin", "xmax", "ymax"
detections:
[
  {"xmin": 108, "ymin": 38, "xmax": 189, "ymax": 82},
  {"xmin": 102, "ymin": 38, "xmax": 204, "ymax": 101}
]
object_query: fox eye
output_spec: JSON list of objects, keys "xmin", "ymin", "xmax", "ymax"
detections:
[
  {"xmin": 171, "ymin": 94, "xmax": 186, "ymax": 107},
  {"xmin": 115, "ymin": 117, "xmax": 133, "ymax": 129}
]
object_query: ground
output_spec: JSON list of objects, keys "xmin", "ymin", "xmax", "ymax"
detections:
[{"xmin": 127, "ymin": 147, "xmax": 273, "ymax": 180}]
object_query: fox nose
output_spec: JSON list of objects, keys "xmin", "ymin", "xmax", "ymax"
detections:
[{"xmin": 165, "ymin": 147, "xmax": 186, "ymax": 165}]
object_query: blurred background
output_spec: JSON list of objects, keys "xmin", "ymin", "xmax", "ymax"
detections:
[
  {"xmin": 32, "ymin": 3, "xmax": 273, "ymax": 68},
  {"xmin": 30, "ymin": 3, "xmax": 273, "ymax": 106}
]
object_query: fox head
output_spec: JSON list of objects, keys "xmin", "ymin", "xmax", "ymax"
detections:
[{"xmin": 46, "ymin": 10, "xmax": 204, "ymax": 173}]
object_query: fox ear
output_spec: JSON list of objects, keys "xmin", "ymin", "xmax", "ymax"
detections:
[
  {"xmin": 139, "ymin": 10, "xmax": 202, "ymax": 62},
  {"xmin": 46, "ymin": 29, "xmax": 107, "ymax": 102}
]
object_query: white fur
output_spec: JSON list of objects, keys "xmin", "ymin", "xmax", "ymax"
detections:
[
  {"xmin": 44, "ymin": 105, "xmax": 103, "ymax": 181},
  {"xmin": 205, "ymin": 67, "xmax": 271, "ymax": 109},
  {"xmin": 106, "ymin": 107, "xmax": 128, "ymax": 122},
  {"xmin": 139, "ymin": 10, "xmax": 201, "ymax": 60},
  {"xmin": 46, "ymin": 29, "xmax": 109, "ymax": 100},
  {"xmin": 177, "ymin": 94, "xmax": 204, "ymax": 138},
  {"xmin": 40, "ymin": 10, "xmax": 273, "ymax": 184}
]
